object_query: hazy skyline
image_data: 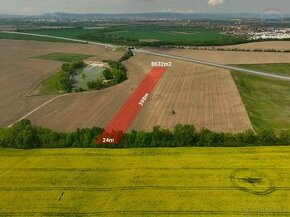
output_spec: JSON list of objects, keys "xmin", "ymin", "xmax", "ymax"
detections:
[{"xmin": 0, "ymin": 0, "xmax": 289, "ymax": 15}]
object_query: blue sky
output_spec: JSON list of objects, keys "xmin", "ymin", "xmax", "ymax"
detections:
[{"xmin": 0, "ymin": 0, "xmax": 289, "ymax": 15}]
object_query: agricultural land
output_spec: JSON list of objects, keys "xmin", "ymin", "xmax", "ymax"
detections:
[
  {"xmin": 1, "ymin": 16, "xmax": 290, "ymax": 217},
  {"xmin": 0, "ymin": 147, "xmax": 289, "ymax": 216}
]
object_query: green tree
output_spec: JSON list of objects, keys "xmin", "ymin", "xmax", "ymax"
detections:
[
  {"xmin": 12, "ymin": 120, "xmax": 38, "ymax": 149},
  {"xmin": 102, "ymin": 69, "xmax": 114, "ymax": 80},
  {"xmin": 87, "ymin": 78, "xmax": 103, "ymax": 90},
  {"xmin": 173, "ymin": 124, "xmax": 197, "ymax": 147},
  {"xmin": 57, "ymin": 70, "xmax": 72, "ymax": 92},
  {"xmin": 61, "ymin": 63, "xmax": 71, "ymax": 72}
]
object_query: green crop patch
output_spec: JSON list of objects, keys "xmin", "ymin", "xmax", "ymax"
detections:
[
  {"xmin": 23, "ymin": 26, "xmax": 247, "ymax": 46},
  {"xmin": 108, "ymin": 28, "xmax": 228, "ymax": 43},
  {"xmin": 39, "ymin": 73, "xmax": 60, "ymax": 94},
  {"xmin": 0, "ymin": 32, "xmax": 71, "ymax": 43},
  {"xmin": 235, "ymin": 63, "xmax": 290, "ymax": 77},
  {"xmin": 232, "ymin": 63, "xmax": 290, "ymax": 132},
  {"xmin": 0, "ymin": 147, "xmax": 289, "ymax": 215},
  {"xmin": 34, "ymin": 52, "xmax": 94, "ymax": 62}
]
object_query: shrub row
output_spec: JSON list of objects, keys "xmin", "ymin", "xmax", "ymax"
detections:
[{"xmin": 1, "ymin": 120, "xmax": 290, "ymax": 149}]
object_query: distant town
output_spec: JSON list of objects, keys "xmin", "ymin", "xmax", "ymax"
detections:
[{"xmin": 1, "ymin": 12, "xmax": 290, "ymax": 41}]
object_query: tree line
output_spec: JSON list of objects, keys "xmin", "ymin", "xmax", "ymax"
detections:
[
  {"xmin": 1, "ymin": 120, "xmax": 290, "ymax": 149},
  {"xmin": 57, "ymin": 61, "xmax": 86, "ymax": 92},
  {"xmin": 86, "ymin": 49, "xmax": 133, "ymax": 90}
]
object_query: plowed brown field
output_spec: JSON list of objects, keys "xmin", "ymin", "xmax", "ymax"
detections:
[
  {"xmin": 0, "ymin": 39, "xmax": 123, "ymax": 127},
  {"xmin": 27, "ymin": 55, "xmax": 150, "ymax": 132},
  {"xmin": 130, "ymin": 56, "xmax": 253, "ymax": 132},
  {"xmin": 27, "ymin": 54, "xmax": 252, "ymax": 133},
  {"xmin": 1, "ymin": 40, "xmax": 259, "ymax": 133},
  {"xmin": 149, "ymin": 48, "xmax": 290, "ymax": 64},
  {"xmin": 217, "ymin": 41, "xmax": 290, "ymax": 51}
]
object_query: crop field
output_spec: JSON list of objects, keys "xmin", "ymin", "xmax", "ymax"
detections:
[
  {"xmin": 34, "ymin": 52, "xmax": 94, "ymax": 62},
  {"xmin": 23, "ymin": 28, "xmax": 97, "ymax": 40},
  {"xmin": 0, "ymin": 39, "xmax": 124, "ymax": 127},
  {"xmin": 235, "ymin": 63, "xmax": 290, "ymax": 76},
  {"xmin": 0, "ymin": 147, "xmax": 289, "ymax": 216},
  {"xmin": 232, "ymin": 63, "xmax": 290, "ymax": 132},
  {"xmin": 107, "ymin": 27, "xmax": 233, "ymax": 43},
  {"xmin": 0, "ymin": 31, "xmax": 71, "ymax": 43},
  {"xmin": 3, "ymin": 39, "xmax": 290, "ymax": 134},
  {"xmin": 150, "ymin": 48, "xmax": 290, "ymax": 64},
  {"xmin": 27, "ymin": 54, "xmax": 252, "ymax": 133},
  {"xmin": 14, "ymin": 26, "xmax": 245, "ymax": 46},
  {"xmin": 26, "ymin": 54, "xmax": 151, "ymax": 132},
  {"xmin": 130, "ymin": 55, "xmax": 252, "ymax": 133},
  {"xmin": 217, "ymin": 41, "xmax": 290, "ymax": 51}
]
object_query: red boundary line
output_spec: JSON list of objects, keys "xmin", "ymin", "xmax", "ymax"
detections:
[{"xmin": 96, "ymin": 67, "xmax": 168, "ymax": 144}]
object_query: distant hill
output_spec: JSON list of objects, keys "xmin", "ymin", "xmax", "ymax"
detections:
[
  {"xmin": 0, "ymin": 12, "xmax": 289, "ymax": 20},
  {"xmin": 41, "ymin": 12, "xmax": 263, "ymax": 20}
]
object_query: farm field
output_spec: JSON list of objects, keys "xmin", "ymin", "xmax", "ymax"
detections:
[
  {"xmin": 0, "ymin": 39, "xmax": 123, "ymax": 127},
  {"xmin": 150, "ymin": 48, "xmax": 290, "ymax": 64},
  {"xmin": 232, "ymin": 63, "xmax": 290, "ymax": 132},
  {"xmin": 27, "ymin": 54, "xmax": 252, "ymax": 133},
  {"xmin": 107, "ymin": 27, "xmax": 235, "ymax": 44},
  {"xmin": 0, "ymin": 31, "xmax": 71, "ymax": 43},
  {"xmin": 0, "ymin": 147, "xmax": 289, "ymax": 216},
  {"xmin": 14, "ymin": 26, "xmax": 245, "ymax": 46},
  {"xmin": 26, "ymin": 54, "xmax": 152, "ymax": 132},
  {"xmin": 216, "ymin": 41, "xmax": 290, "ymax": 51},
  {"xmin": 34, "ymin": 52, "xmax": 94, "ymax": 62},
  {"xmin": 130, "ymin": 56, "xmax": 252, "ymax": 132},
  {"xmin": 235, "ymin": 63, "xmax": 290, "ymax": 76}
]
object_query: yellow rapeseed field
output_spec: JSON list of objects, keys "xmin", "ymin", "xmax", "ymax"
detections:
[{"xmin": 0, "ymin": 147, "xmax": 289, "ymax": 216}]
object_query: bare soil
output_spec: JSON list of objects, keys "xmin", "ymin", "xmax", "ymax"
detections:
[
  {"xmin": 149, "ymin": 47, "xmax": 290, "ymax": 64},
  {"xmin": 28, "ymin": 53, "xmax": 253, "ymax": 133},
  {"xmin": 0, "ymin": 39, "xmax": 123, "ymax": 127}
]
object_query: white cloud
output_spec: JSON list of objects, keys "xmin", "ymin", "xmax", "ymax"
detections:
[{"xmin": 208, "ymin": 0, "xmax": 225, "ymax": 6}]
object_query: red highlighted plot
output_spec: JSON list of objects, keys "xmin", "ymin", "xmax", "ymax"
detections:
[{"xmin": 96, "ymin": 67, "xmax": 168, "ymax": 144}]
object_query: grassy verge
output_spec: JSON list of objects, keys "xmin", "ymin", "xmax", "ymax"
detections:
[
  {"xmin": 34, "ymin": 52, "xmax": 94, "ymax": 62},
  {"xmin": 232, "ymin": 63, "xmax": 290, "ymax": 132},
  {"xmin": 39, "ymin": 73, "xmax": 60, "ymax": 94}
]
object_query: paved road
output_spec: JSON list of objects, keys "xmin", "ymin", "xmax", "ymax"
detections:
[
  {"xmin": 2, "ymin": 31, "xmax": 290, "ymax": 81},
  {"xmin": 137, "ymin": 49, "xmax": 290, "ymax": 82}
]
